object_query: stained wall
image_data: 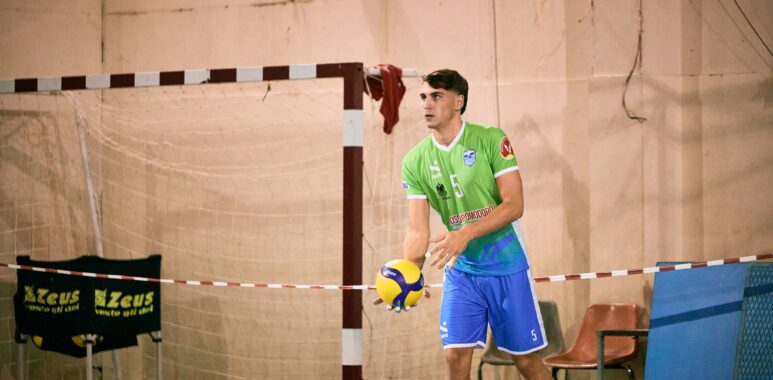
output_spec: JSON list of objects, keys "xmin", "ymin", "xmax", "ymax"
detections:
[{"xmin": 1, "ymin": 0, "xmax": 771, "ymax": 379}]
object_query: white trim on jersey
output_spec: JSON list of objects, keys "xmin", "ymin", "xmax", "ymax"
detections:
[
  {"xmin": 407, "ymin": 195, "xmax": 428, "ymax": 200},
  {"xmin": 431, "ymin": 121, "xmax": 466, "ymax": 152},
  {"xmin": 494, "ymin": 166, "xmax": 519, "ymax": 178}
]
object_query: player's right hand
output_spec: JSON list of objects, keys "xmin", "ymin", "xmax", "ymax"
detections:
[{"xmin": 372, "ymin": 289, "xmax": 431, "ymax": 313}]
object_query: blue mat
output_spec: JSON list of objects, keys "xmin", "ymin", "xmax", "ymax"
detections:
[
  {"xmin": 735, "ymin": 263, "xmax": 773, "ymax": 379},
  {"xmin": 645, "ymin": 262, "xmax": 773, "ymax": 380}
]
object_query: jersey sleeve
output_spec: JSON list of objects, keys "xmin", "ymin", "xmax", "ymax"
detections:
[
  {"xmin": 488, "ymin": 128, "xmax": 519, "ymax": 178},
  {"xmin": 401, "ymin": 153, "xmax": 427, "ymax": 199}
]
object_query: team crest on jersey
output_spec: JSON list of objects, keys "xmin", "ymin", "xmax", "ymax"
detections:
[
  {"xmin": 462, "ymin": 149, "xmax": 476, "ymax": 166},
  {"xmin": 500, "ymin": 136, "xmax": 515, "ymax": 160}
]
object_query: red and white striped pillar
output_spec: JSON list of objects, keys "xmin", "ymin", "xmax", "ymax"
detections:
[{"xmin": 339, "ymin": 63, "xmax": 364, "ymax": 380}]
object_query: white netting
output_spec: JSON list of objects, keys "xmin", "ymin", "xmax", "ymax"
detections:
[{"xmin": 1, "ymin": 76, "xmax": 451, "ymax": 379}]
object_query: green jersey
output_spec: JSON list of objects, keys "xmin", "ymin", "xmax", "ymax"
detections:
[{"xmin": 401, "ymin": 122, "xmax": 528, "ymax": 275}]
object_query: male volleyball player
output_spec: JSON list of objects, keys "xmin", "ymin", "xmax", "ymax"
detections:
[{"xmin": 378, "ymin": 69, "xmax": 550, "ymax": 380}]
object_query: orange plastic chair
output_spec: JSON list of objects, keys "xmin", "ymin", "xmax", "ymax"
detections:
[{"xmin": 542, "ymin": 304, "xmax": 639, "ymax": 380}]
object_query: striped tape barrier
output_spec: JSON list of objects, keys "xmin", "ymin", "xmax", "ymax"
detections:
[{"xmin": 1, "ymin": 253, "xmax": 770, "ymax": 289}]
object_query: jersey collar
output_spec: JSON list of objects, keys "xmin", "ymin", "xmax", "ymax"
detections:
[{"xmin": 431, "ymin": 120, "xmax": 466, "ymax": 152}]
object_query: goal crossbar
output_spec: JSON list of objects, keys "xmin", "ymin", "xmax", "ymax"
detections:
[{"xmin": 1, "ymin": 62, "xmax": 366, "ymax": 380}]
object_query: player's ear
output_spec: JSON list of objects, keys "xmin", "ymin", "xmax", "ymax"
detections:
[{"xmin": 455, "ymin": 95, "xmax": 464, "ymax": 111}]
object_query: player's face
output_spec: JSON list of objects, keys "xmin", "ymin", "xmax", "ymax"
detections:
[{"xmin": 419, "ymin": 82, "xmax": 463, "ymax": 131}]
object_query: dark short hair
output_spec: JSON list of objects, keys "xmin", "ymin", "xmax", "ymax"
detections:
[{"xmin": 422, "ymin": 69, "xmax": 469, "ymax": 114}]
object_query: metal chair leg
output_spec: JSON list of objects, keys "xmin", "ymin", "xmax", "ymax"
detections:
[{"xmin": 625, "ymin": 364, "xmax": 635, "ymax": 380}]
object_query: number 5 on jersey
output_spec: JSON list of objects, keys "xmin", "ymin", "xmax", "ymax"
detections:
[{"xmin": 450, "ymin": 174, "xmax": 464, "ymax": 198}]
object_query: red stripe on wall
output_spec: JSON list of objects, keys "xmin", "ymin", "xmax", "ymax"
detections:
[
  {"xmin": 343, "ymin": 365, "xmax": 362, "ymax": 380},
  {"xmin": 110, "ymin": 74, "xmax": 134, "ymax": 88},
  {"xmin": 209, "ymin": 68, "xmax": 237, "ymax": 83},
  {"xmin": 263, "ymin": 66, "xmax": 290, "ymax": 81},
  {"xmin": 342, "ymin": 147, "xmax": 363, "ymax": 329},
  {"xmin": 316, "ymin": 63, "xmax": 344, "ymax": 78},
  {"xmin": 342, "ymin": 63, "xmax": 363, "ymax": 110},
  {"xmin": 160, "ymin": 71, "xmax": 185, "ymax": 86},
  {"xmin": 15, "ymin": 78, "xmax": 37, "ymax": 92},
  {"xmin": 62, "ymin": 76, "xmax": 86, "ymax": 90}
]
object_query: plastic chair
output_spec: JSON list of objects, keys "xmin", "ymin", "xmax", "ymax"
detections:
[
  {"xmin": 477, "ymin": 300, "xmax": 565, "ymax": 380},
  {"xmin": 542, "ymin": 304, "xmax": 639, "ymax": 380}
]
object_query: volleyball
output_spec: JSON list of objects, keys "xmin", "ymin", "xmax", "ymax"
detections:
[{"xmin": 376, "ymin": 259, "xmax": 425, "ymax": 310}]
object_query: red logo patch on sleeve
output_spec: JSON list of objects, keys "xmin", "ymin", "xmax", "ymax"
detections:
[{"xmin": 500, "ymin": 136, "xmax": 514, "ymax": 160}]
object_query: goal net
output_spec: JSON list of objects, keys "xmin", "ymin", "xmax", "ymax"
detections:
[{"xmin": 1, "ymin": 72, "xmax": 447, "ymax": 379}]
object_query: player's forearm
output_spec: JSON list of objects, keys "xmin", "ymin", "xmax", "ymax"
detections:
[
  {"xmin": 403, "ymin": 229, "xmax": 429, "ymax": 268},
  {"xmin": 459, "ymin": 199, "xmax": 523, "ymax": 242}
]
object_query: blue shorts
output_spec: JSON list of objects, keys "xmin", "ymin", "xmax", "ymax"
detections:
[{"xmin": 439, "ymin": 267, "xmax": 547, "ymax": 355}]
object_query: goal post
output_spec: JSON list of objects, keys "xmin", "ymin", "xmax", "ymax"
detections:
[{"xmin": 1, "ymin": 62, "xmax": 366, "ymax": 379}]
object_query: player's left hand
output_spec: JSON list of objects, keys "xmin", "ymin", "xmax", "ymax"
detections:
[
  {"xmin": 372, "ymin": 289, "xmax": 431, "ymax": 313},
  {"xmin": 428, "ymin": 230, "xmax": 470, "ymax": 270}
]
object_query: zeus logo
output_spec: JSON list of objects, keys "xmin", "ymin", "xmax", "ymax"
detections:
[
  {"xmin": 23, "ymin": 286, "xmax": 79, "ymax": 306},
  {"xmin": 95, "ymin": 289, "xmax": 155, "ymax": 309},
  {"xmin": 430, "ymin": 160, "xmax": 441, "ymax": 179}
]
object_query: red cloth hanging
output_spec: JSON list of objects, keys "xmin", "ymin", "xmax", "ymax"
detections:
[{"xmin": 363, "ymin": 64, "xmax": 406, "ymax": 134}]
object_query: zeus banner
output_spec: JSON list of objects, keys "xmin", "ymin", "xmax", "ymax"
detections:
[{"xmin": 14, "ymin": 255, "xmax": 161, "ymax": 357}]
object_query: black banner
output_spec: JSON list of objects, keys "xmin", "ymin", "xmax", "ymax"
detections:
[{"xmin": 14, "ymin": 255, "xmax": 161, "ymax": 357}]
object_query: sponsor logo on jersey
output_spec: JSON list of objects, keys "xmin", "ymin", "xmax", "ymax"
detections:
[
  {"xmin": 430, "ymin": 160, "xmax": 442, "ymax": 179},
  {"xmin": 448, "ymin": 205, "xmax": 494, "ymax": 225},
  {"xmin": 436, "ymin": 183, "xmax": 449, "ymax": 198},
  {"xmin": 500, "ymin": 136, "xmax": 515, "ymax": 160},
  {"xmin": 462, "ymin": 149, "xmax": 476, "ymax": 166},
  {"xmin": 402, "ymin": 181, "xmax": 409, "ymax": 190}
]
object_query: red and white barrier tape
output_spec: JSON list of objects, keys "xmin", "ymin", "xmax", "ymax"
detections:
[
  {"xmin": 1, "ymin": 253, "xmax": 770, "ymax": 290},
  {"xmin": 532, "ymin": 253, "xmax": 771, "ymax": 283}
]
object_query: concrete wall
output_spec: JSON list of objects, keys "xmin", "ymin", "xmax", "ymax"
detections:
[{"xmin": 1, "ymin": 0, "xmax": 770, "ymax": 379}]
